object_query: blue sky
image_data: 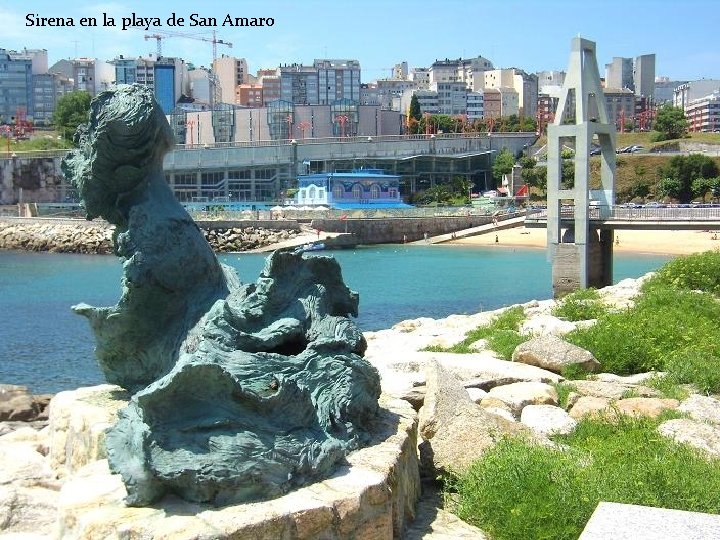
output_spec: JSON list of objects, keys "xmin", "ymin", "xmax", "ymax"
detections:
[{"xmin": 3, "ymin": 0, "xmax": 718, "ymax": 81}]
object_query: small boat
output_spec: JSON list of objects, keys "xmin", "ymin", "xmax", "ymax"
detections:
[{"xmin": 294, "ymin": 242, "xmax": 326, "ymax": 254}]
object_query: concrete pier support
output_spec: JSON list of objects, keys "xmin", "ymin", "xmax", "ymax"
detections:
[{"xmin": 547, "ymin": 37, "xmax": 616, "ymax": 297}]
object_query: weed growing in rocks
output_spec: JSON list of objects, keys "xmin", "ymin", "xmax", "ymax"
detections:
[
  {"xmin": 552, "ymin": 288, "xmax": 606, "ymax": 321},
  {"xmin": 424, "ymin": 306, "xmax": 528, "ymax": 359}
]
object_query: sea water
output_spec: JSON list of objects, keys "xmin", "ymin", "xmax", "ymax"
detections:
[{"xmin": 0, "ymin": 246, "xmax": 670, "ymax": 393}]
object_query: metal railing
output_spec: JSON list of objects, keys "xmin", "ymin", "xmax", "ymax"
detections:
[{"xmin": 525, "ymin": 205, "xmax": 720, "ymax": 223}]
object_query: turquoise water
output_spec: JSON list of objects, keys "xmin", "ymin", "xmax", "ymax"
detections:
[{"xmin": 0, "ymin": 246, "xmax": 670, "ymax": 393}]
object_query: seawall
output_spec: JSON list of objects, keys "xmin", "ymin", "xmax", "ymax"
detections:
[
  {"xmin": 0, "ymin": 218, "xmax": 302, "ymax": 254},
  {"xmin": 311, "ymin": 215, "xmax": 497, "ymax": 244}
]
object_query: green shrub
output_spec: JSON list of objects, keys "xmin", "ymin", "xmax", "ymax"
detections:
[
  {"xmin": 649, "ymin": 250, "xmax": 720, "ymax": 295},
  {"xmin": 565, "ymin": 285, "xmax": 720, "ymax": 377},
  {"xmin": 450, "ymin": 416, "xmax": 720, "ymax": 540},
  {"xmin": 645, "ymin": 374, "xmax": 691, "ymax": 400},
  {"xmin": 664, "ymin": 347, "xmax": 720, "ymax": 395},
  {"xmin": 552, "ymin": 288, "xmax": 606, "ymax": 321}
]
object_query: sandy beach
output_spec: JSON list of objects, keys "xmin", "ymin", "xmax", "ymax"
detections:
[{"xmin": 451, "ymin": 226, "xmax": 720, "ymax": 256}]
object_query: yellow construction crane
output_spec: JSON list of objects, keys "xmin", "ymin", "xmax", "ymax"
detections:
[{"xmin": 143, "ymin": 30, "xmax": 232, "ymax": 108}]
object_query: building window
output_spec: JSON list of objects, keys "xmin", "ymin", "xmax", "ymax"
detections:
[
  {"xmin": 352, "ymin": 184, "xmax": 363, "ymax": 198},
  {"xmin": 333, "ymin": 185, "xmax": 343, "ymax": 200},
  {"xmin": 370, "ymin": 184, "xmax": 380, "ymax": 199}
]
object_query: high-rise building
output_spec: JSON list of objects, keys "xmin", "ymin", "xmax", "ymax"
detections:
[
  {"xmin": 605, "ymin": 54, "xmax": 656, "ymax": 98},
  {"xmin": 314, "ymin": 59, "xmax": 361, "ymax": 105},
  {"xmin": 605, "ymin": 57, "xmax": 634, "ymax": 91},
  {"xmin": 393, "ymin": 61, "xmax": 408, "ymax": 80},
  {"xmin": 212, "ymin": 55, "xmax": 248, "ymax": 104},
  {"xmin": 111, "ymin": 55, "xmax": 187, "ymax": 113},
  {"xmin": 277, "ymin": 60, "xmax": 361, "ymax": 106},
  {"xmin": 32, "ymin": 72, "xmax": 72, "ymax": 126},
  {"xmin": 279, "ymin": 64, "xmax": 319, "ymax": 105},
  {"xmin": 411, "ymin": 68, "xmax": 431, "ymax": 89},
  {"xmin": 654, "ymin": 77, "xmax": 687, "ymax": 104},
  {"xmin": 0, "ymin": 49, "xmax": 33, "ymax": 123},
  {"xmin": 633, "ymin": 54, "xmax": 655, "ymax": 98},
  {"xmin": 685, "ymin": 91, "xmax": 720, "ymax": 132},
  {"xmin": 188, "ymin": 67, "xmax": 211, "ymax": 105}
]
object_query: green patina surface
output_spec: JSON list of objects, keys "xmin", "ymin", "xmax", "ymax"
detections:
[{"xmin": 62, "ymin": 84, "xmax": 381, "ymax": 506}]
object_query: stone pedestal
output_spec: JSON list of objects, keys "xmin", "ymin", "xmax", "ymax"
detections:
[
  {"xmin": 54, "ymin": 392, "xmax": 420, "ymax": 540},
  {"xmin": 47, "ymin": 385, "xmax": 130, "ymax": 477}
]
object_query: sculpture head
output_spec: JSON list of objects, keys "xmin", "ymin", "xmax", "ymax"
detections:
[{"xmin": 61, "ymin": 84, "xmax": 174, "ymax": 224}]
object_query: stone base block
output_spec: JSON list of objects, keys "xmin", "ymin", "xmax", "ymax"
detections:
[
  {"xmin": 57, "ymin": 395, "xmax": 420, "ymax": 540},
  {"xmin": 47, "ymin": 385, "xmax": 130, "ymax": 477}
]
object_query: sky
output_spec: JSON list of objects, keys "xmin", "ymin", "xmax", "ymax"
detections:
[{"xmin": 3, "ymin": 0, "xmax": 719, "ymax": 82}]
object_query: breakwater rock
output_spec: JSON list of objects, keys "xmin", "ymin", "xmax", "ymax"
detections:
[
  {"xmin": 0, "ymin": 220, "xmax": 301, "ymax": 254},
  {"xmin": 0, "ymin": 220, "xmax": 113, "ymax": 254}
]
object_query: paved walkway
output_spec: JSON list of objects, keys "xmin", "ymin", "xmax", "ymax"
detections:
[{"xmin": 409, "ymin": 216, "xmax": 527, "ymax": 245}]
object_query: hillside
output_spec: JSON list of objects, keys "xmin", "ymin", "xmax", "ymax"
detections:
[{"xmin": 531, "ymin": 132, "xmax": 720, "ymax": 202}]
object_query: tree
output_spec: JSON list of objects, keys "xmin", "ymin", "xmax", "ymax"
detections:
[
  {"xmin": 409, "ymin": 94, "xmax": 421, "ymax": 122},
  {"xmin": 660, "ymin": 154, "xmax": 719, "ymax": 202},
  {"xmin": 692, "ymin": 177, "xmax": 716, "ymax": 202},
  {"xmin": 492, "ymin": 147, "xmax": 515, "ymax": 183},
  {"xmin": 53, "ymin": 91, "xmax": 92, "ymax": 142},
  {"xmin": 653, "ymin": 104, "xmax": 689, "ymax": 141},
  {"xmin": 657, "ymin": 177, "xmax": 683, "ymax": 200}
]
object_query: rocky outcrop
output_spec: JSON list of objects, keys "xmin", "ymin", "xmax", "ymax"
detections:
[
  {"xmin": 0, "ymin": 385, "xmax": 51, "ymax": 423},
  {"xmin": 658, "ymin": 419, "xmax": 720, "ymax": 458},
  {"xmin": 678, "ymin": 394, "xmax": 720, "ymax": 425},
  {"xmin": 0, "ymin": 220, "xmax": 301, "ymax": 254},
  {"xmin": 0, "ymin": 425, "xmax": 60, "ymax": 537},
  {"xmin": 568, "ymin": 396, "xmax": 679, "ymax": 420},
  {"xmin": 201, "ymin": 226, "xmax": 300, "ymax": 252},
  {"xmin": 480, "ymin": 381, "xmax": 559, "ymax": 417},
  {"xmin": 512, "ymin": 334, "xmax": 601, "ymax": 374},
  {"xmin": 418, "ymin": 361, "xmax": 536, "ymax": 476},
  {"xmin": 520, "ymin": 405, "xmax": 577, "ymax": 436}
]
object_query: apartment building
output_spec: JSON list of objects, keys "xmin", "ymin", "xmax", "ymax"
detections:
[
  {"xmin": 314, "ymin": 59, "xmax": 361, "ymax": 105},
  {"xmin": 213, "ymin": 55, "xmax": 249, "ymax": 104},
  {"xmin": 0, "ymin": 49, "xmax": 33, "ymax": 123},
  {"xmin": 482, "ymin": 68, "xmax": 537, "ymax": 116},
  {"xmin": 236, "ymin": 84, "xmax": 264, "ymax": 107},
  {"xmin": 685, "ymin": 92, "xmax": 720, "ymax": 132}
]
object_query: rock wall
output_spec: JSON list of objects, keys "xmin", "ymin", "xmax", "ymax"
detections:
[
  {"xmin": 0, "ymin": 156, "xmax": 66, "ymax": 205},
  {"xmin": 0, "ymin": 219, "xmax": 301, "ymax": 254}
]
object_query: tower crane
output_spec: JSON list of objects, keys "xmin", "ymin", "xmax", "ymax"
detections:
[{"xmin": 143, "ymin": 30, "xmax": 232, "ymax": 109}]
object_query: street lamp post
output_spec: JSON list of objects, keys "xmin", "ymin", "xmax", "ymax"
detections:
[
  {"xmin": 285, "ymin": 114, "xmax": 294, "ymax": 140},
  {"xmin": 335, "ymin": 115, "xmax": 349, "ymax": 138},
  {"xmin": 185, "ymin": 120, "xmax": 195, "ymax": 145},
  {"xmin": 297, "ymin": 121, "xmax": 311, "ymax": 140}
]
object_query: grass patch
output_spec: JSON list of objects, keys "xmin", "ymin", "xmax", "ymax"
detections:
[
  {"xmin": 645, "ymin": 374, "xmax": 691, "ymax": 401},
  {"xmin": 552, "ymin": 288, "xmax": 606, "ymax": 321},
  {"xmin": 564, "ymin": 267, "xmax": 720, "ymax": 392},
  {"xmin": 424, "ymin": 306, "xmax": 528, "ymax": 359},
  {"xmin": 552, "ymin": 382, "xmax": 577, "ymax": 409},
  {"xmin": 449, "ymin": 415, "xmax": 720, "ymax": 540}
]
